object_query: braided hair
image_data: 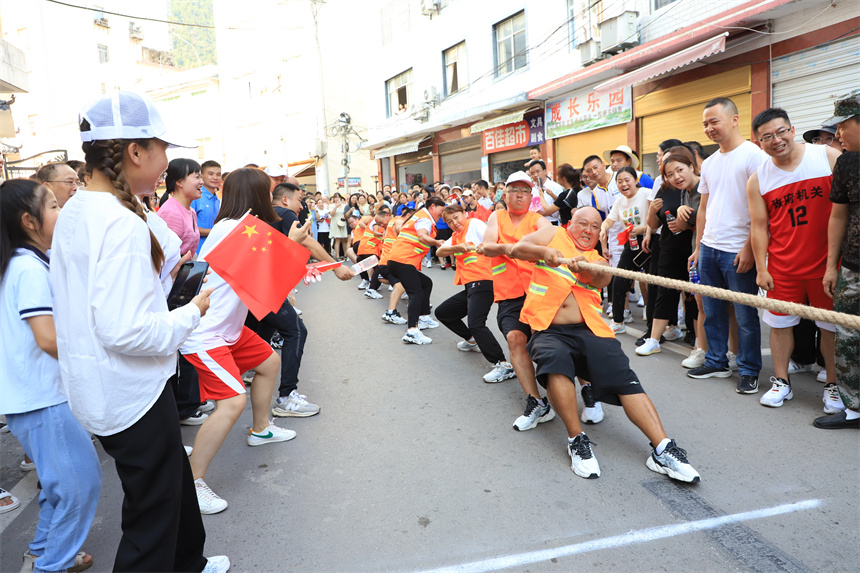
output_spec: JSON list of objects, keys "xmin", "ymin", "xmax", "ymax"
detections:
[{"xmin": 80, "ymin": 131, "xmax": 165, "ymax": 271}]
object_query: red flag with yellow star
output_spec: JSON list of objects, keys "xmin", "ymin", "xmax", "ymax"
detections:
[{"xmin": 204, "ymin": 213, "xmax": 310, "ymax": 320}]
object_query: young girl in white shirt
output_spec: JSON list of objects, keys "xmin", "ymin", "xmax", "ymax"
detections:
[
  {"xmin": 0, "ymin": 179, "xmax": 100, "ymax": 573},
  {"xmin": 50, "ymin": 91, "xmax": 228, "ymax": 573}
]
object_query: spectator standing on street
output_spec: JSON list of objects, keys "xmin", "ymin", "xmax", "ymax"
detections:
[
  {"xmin": 687, "ymin": 97, "xmax": 767, "ymax": 393},
  {"xmin": 329, "ymin": 193, "xmax": 350, "ymax": 260},
  {"xmin": 191, "ymin": 160, "xmax": 222, "ymax": 255},
  {"xmin": 158, "ymin": 158, "xmax": 203, "ymax": 256},
  {"xmin": 816, "ymin": 90, "xmax": 860, "ymax": 430},
  {"xmin": 36, "ymin": 162, "xmax": 79, "ymax": 208}
]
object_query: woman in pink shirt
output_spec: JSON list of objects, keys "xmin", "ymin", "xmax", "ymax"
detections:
[{"xmin": 158, "ymin": 158, "xmax": 203, "ymax": 255}]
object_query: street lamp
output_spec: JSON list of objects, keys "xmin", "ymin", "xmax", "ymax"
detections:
[{"xmin": 371, "ymin": 174, "xmax": 378, "ymax": 193}]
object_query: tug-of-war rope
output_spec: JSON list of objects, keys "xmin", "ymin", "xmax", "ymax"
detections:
[{"xmin": 559, "ymin": 259, "xmax": 860, "ymax": 331}]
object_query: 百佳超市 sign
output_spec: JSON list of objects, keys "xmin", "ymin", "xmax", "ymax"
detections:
[{"xmin": 481, "ymin": 111, "xmax": 545, "ymax": 154}]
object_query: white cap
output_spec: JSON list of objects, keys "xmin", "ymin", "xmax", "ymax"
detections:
[
  {"xmin": 603, "ymin": 145, "xmax": 639, "ymax": 169},
  {"xmin": 264, "ymin": 164, "xmax": 287, "ymax": 177},
  {"xmin": 505, "ymin": 171, "xmax": 534, "ymax": 188},
  {"xmin": 79, "ymin": 91, "xmax": 193, "ymax": 148}
]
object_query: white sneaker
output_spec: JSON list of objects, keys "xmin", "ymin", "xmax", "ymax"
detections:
[
  {"xmin": 513, "ymin": 395, "xmax": 554, "ymax": 431},
  {"xmin": 604, "ymin": 303, "xmax": 613, "ymax": 316},
  {"xmin": 417, "ymin": 316, "xmax": 439, "ymax": 329},
  {"xmin": 483, "ymin": 361, "xmax": 515, "ymax": 383},
  {"xmin": 388, "ymin": 285, "xmax": 394, "ymax": 291},
  {"xmin": 195, "ymin": 478, "xmax": 228, "ymax": 514},
  {"xmin": 424, "ymin": 260, "xmax": 432, "ymax": 268},
  {"xmin": 272, "ymin": 390, "xmax": 320, "ymax": 418},
  {"xmin": 610, "ymin": 321, "xmax": 626, "ymax": 334},
  {"xmin": 402, "ymin": 329, "xmax": 432, "ymax": 345},
  {"xmin": 580, "ymin": 385, "xmax": 604, "ymax": 425},
  {"xmin": 401, "ymin": 292, "xmax": 409, "ymax": 300},
  {"xmin": 637, "ymin": 295, "xmax": 645, "ymax": 307},
  {"xmin": 623, "ymin": 309, "xmax": 633, "ymax": 323},
  {"xmin": 642, "ymin": 307, "xmax": 647, "ymax": 321},
  {"xmin": 246, "ymin": 422, "xmax": 297, "ymax": 446},
  {"xmin": 457, "ymin": 339, "xmax": 480, "ymax": 352},
  {"xmin": 635, "ymin": 338, "xmax": 661, "ymax": 356},
  {"xmin": 628, "ymin": 291, "xmax": 638, "ymax": 303},
  {"xmin": 816, "ymin": 369, "xmax": 827, "ymax": 383},
  {"xmin": 382, "ymin": 310, "xmax": 408, "ymax": 325},
  {"xmin": 180, "ymin": 410, "xmax": 208, "ymax": 426},
  {"xmin": 364, "ymin": 288, "xmax": 383, "ymax": 299},
  {"xmin": 663, "ymin": 325, "xmax": 683, "ymax": 341},
  {"xmin": 760, "ymin": 377, "xmax": 793, "ymax": 408},
  {"xmin": 682, "ymin": 348, "xmax": 706, "ymax": 369},
  {"xmin": 823, "ymin": 383, "xmax": 846, "ymax": 414},
  {"xmin": 184, "ymin": 445, "xmax": 193, "ymax": 457},
  {"xmin": 726, "ymin": 351, "xmax": 738, "ymax": 371},
  {"xmin": 202, "ymin": 555, "xmax": 231, "ymax": 573},
  {"xmin": 787, "ymin": 359, "xmax": 815, "ymax": 374},
  {"xmin": 199, "ymin": 400, "xmax": 216, "ymax": 414},
  {"xmin": 568, "ymin": 434, "xmax": 600, "ymax": 479},
  {"xmin": 20, "ymin": 459, "xmax": 35, "ymax": 471},
  {"xmin": 357, "ymin": 279, "xmax": 370, "ymax": 290},
  {"xmin": 646, "ymin": 440, "xmax": 700, "ymax": 483},
  {"xmin": 678, "ymin": 311, "xmax": 686, "ymax": 330}
]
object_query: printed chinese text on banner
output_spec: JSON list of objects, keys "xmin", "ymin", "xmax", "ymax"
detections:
[
  {"xmin": 545, "ymin": 86, "xmax": 632, "ymax": 140},
  {"xmin": 482, "ymin": 111, "xmax": 546, "ymax": 155}
]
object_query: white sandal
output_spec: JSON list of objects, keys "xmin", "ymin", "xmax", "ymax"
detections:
[{"xmin": 0, "ymin": 487, "xmax": 21, "ymax": 513}]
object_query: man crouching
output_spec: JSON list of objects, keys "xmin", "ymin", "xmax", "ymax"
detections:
[{"xmin": 510, "ymin": 206, "xmax": 700, "ymax": 482}]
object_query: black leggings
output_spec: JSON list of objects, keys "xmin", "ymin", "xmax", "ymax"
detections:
[
  {"xmin": 317, "ymin": 231, "xmax": 330, "ymax": 255},
  {"xmin": 369, "ymin": 264, "xmax": 399, "ymax": 291},
  {"xmin": 433, "ymin": 228, "xmax": 453, "ymax": 265},
  {"xmin": 435, "ymin": 280, "xmax": 506, "ymax": 364},
  {"xmin": 612, "ymin": 241, "xmax": 642, "ymax": 324},
  {"xmin": 388, "ymin": 260, "xmax": 433, "ymax": 327},
  {"xmin": 654, "ymin": 246, "xmax": 691, "ymax": 320}
]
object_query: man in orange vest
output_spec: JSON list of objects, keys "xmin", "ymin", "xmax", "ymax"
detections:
[
  {"xmin": 373, "ymin": 208, "xmax": 413, "ymax": 324},
  {"xmin": 511, "ymin": 207, "xmax": 701, "ymax": 482},
  {"xmin": 388, "ymin": 196, "xmax": 446, "ymax": 344},
  {"xmin": 358, "ymin": 206, "xmax": 392, "ymax": 299},
  {"xmin": 479, "ymin": 172, "xmax": 554, "ymax": 431}
]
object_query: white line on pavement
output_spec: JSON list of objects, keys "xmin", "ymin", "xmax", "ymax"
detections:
[{"xmin": 415, "ymin": 498, "xmax": 820, "ymax": 573}]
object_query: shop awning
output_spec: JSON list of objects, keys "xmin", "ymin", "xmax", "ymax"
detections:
[
  {"xmin": 469, "ymin": 106, "xmax": 540, "ymax": 135},
  {"xmin": 593, "ymin": 33, "xmax": 728, "ymax": 95},
  {"xmin": 291, "ymin": 161, "xmax": 316, "ymax": 178},
  {"xmin": 373, "ymin": 135, "xmax": 432, "ymax": 159}
]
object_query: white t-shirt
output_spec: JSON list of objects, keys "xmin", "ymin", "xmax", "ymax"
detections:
[
  {"xmin": 317, "ymin": 206, "xmax": 331, "ymax": 232},
  {"xmin": 477, "ymin": 196, "xmax": 494, "ymax": 210},
  {"xmin": 608, "ymin": 188, "xmax": 650, "ymax": 227},
  {"xmin": 181, "ymin": 219, "xmax": 250, "ymax": 355},
  {"xmin": 51, "ymin": 190, "xmax": 201, "ymax": 436},
  {"xmin": 414, "ymin": 208, "xmax": 436, "ymax": 234},
  {"xmin": 699, "ymin": 140, "xmax": 768, "ymax": 253},
  {"xmin": 0, "ymin": 247, "xmax": 67, "ymax": 415},
  {"xmin": 442, "ymin": 218, "xmax": 486, "ymax": 247},
  {"xmin": 144, "ymin": 203, "xmax": 182, "ymax": 295}
]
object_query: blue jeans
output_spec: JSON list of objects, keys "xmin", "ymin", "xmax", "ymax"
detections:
[
  {"xmin": 7, "ymin": 402, "xmax": 101, "ymax": 573},
  {"xmin": 698, "ymin": 244, "xmax": 762, "ymax": 376}
]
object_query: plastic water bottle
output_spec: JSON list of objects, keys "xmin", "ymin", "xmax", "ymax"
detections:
[
  {"xmin": 665, "ymin": 211, "xmax": 682, "ymax": 235},
  {"xmin": 351, "ymin": 255, "xmax": 379, "ymax": 274},
  {"xmin": 689, "ymin": 263, "xmax": 700, "ymax": 284}
]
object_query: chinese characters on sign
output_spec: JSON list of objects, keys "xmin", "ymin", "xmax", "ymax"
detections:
[
  {"xmin": 544, "ymin": 86, "xmax": 632, "ymax": 139},
  {"xmin": 481, "ymin": 112, "xmax": 546, "ymax": 155},
  {"xmin": 337, "ymin": 177, "xmax": 362, "ymax": 187}
]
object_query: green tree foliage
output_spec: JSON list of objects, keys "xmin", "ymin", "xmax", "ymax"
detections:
[{"xmin": 169, "ymin": 0, "xmax": 217, "ymax": 68}]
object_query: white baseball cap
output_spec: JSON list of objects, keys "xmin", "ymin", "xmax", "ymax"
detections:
[
  {"xmin": 264, "ymin": 164, "xmax": 287, "ymax": 177},
  {"xmin": 505, "ymin": 171, "xmax": 535, "ymax": 188},
  {"xmin": 79, "ymin": 91, "xmax": 194, "ymax": 148}
]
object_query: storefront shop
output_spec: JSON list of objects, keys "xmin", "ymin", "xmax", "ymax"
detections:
[
  {"xmin": 544, "ymin": 85, "xmax": 633, "ymax": 173},
  {"xmin": 373, "ymin": 135, "xmax": 433, "ymax": 194},
  {"xmin": 635, "ymin": 67, "xmax": 752, "ymax": 175},
  {"xmin": 771, "ymin": 35, "xmax": 859, "ymax": 136},
  {"xmin": 477, "ymin": 110, "xmax": 546, "ymax": 184},
  {"xmin": 439, "ymin": 135, "xmax": 481, "ymax": 188}
]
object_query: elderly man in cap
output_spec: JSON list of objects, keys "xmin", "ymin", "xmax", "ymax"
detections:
[
  {"xmin": 816, "ymin": 89, "xmax": 860, "ymax": 430},
  {"xmin": 803, "ymin": 125, "xmax": 842, "ymax": 152}
]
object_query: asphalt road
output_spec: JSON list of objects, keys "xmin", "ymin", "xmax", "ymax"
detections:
[{"xmin": 2, "ymin": 265, "xmax": 857, "ymax": 573}]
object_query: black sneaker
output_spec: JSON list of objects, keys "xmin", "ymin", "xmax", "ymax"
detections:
[
  {"xmin": 687, "ymin": 364, "xmax": 732, "ymax": 379},
  {"xmin": 683, "ymin": 331, "xmax": 696, "ymax": 346},
  {"xmin": 736, "ymin": 375, "xmax": 759, "ymax": 394}
]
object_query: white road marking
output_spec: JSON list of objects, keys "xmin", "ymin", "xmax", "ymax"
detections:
[{"xmin": 416, "ymin": 498, "xmax": 820, "ymax": 573}]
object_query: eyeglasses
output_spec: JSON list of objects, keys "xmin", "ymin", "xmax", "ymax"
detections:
[
  {"xmin": 812, "ymin": 136, "xmax": 835, "ymax": 145},
  {"xmin": 506, "ymin": 189, "xmax": 531, "ymax": 196},
  {"xmin": 758, "ymin": 127, "xmax": 792, "ymax": 143},
  {"xmin": 47, "ymin": 179, "xmax": 79, "ymax": 186}
]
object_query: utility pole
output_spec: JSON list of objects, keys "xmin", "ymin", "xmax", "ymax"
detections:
[{"xmin": 339, "ymin": 112, "xmax": 351, "ymax": 193}]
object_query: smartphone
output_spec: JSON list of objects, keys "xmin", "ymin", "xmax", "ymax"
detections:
[{"xmin": 167, "ymin": 261, "xmax": 209, "ymax": 310}]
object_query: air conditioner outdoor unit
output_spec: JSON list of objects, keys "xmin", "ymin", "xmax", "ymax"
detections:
[
  {"xmin": 599, "ymin": 11, "xmax": 639, "ymax": 54},
  {"xmin": 579, "ymin": 39, "xmax": 604, "ymax": 66},
  {"xmin": 420, "ymin": 0, "xmax": 440, "ymax": 17}
]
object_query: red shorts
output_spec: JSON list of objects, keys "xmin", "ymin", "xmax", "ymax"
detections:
[
  {"xmin": 763, "ymin": 276, "xmax": 834, "ymax": 332},
  {"xmin": 183, "ymin": 327, "xmax": 274, "ymax": 400}
]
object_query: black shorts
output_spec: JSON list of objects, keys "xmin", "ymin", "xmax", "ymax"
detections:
[
  {"xmin": 352, "ymin": 241, "xmax": 360, "ymax": 252},
  {"xmin": 527, "ymin": 323, "xmax": 645, "ymax": 406},
  {"xmin": 496, "ymin": 296, "xmax": 531, "ymax": 339}
]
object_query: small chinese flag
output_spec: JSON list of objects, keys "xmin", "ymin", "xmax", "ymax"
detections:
[
  {"xmin": 616, "ymin": 222, "xmax": 634, "ymax": 246},
  {"xmin": 205, "ymin": 213, "xmax": 310, "ymax": 320},
  {"xmin": 474, "ymin": 204, "xmax": 492, "ymax": 222}
]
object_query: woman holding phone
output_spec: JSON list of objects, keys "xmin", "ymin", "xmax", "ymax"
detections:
[{"xmin": 50, "ymin": 91, "xmax": 228, "ymax": 573}]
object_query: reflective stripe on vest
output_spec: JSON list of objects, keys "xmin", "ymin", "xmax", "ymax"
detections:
[
  {"xmin": 388, "ymin": 209, "xmax": 437, "ymax": 269},
  {"xmin": 451, "ymin": 219, "xmax": 492, "ymax": 285}
]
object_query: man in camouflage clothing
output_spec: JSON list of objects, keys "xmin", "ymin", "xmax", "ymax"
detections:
[{"xmin": 816, "ymin": 89, "xmax": 860, "ymax": 430}]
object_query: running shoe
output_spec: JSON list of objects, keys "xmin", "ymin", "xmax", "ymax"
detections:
[
  {"xmin": 202, "ymin": 556, "xmax": 231, "ymax": 573},
  {"xmin": 610, "ymin": 321, "xmax": 626, "ymax": 334},
  {"xmin": 623, "ymin": 309, "xmax": 633, "ymax": 324},
  {"xmin": 817, "ymin": 369, "xmax": 828, "ymax": 383},
  {"xmin": 483, "ymin": 361, "xmax": 515, "ymax": 383},
  {"xmin": 604, "ymin": 303, "xmax": 613, "ymax": 316},
  {"xmin": 357, "ymin": 279, "xmax": 370, "ymax": 290},
  {"xmin": 663, "ymin": 325, "xmax": 683, "ymax": 341},
  {"xmin": 686, "ymin": 364, "xmax": 731, "ymax": 379},
  {"xmin": 364, "ymin": 289, "xmax": 383, "ymax": 299},
  {"xmin": 681, "ymin": 348, "xmax": 706, "ymax": 369},
  {"xmin": 272, "ymin": 390, "xmax": 320, "ymax": 418},
  {"xmin": 382, "ymin": 310, "xmax": 407, "ymax": 325},
  {"xmin": 736, "ymin": 375, "xmax": 759, "ymax": 394},
  {"xmin": 823, "ymin": 383, "xmax": 846, "ymax": 414},
  {"xmin": 513, "ymin": 395, "xmax": 555, "ymax": 431},
  {"xmin": 635, "ymin": 338, "xmax": 661, "ymax": 356},
  {"xmin": 247, "ymin": 422, "xmax": 297, "ymax": 446},
  {"xmin": 457, "ymin": 339, "xmax": 480, "ymax": 352},
  {"xmin": 0, "ymin": 488, "xmax": 20, "ymax": 514},
  {"xmin": 402, "ymin": 329, "xmax": 432, "ymax": 345},
  {"xmin": 20, "ymin": 460, "xmax": 35, "ymax": 471},
  {"xmin": 646, "ymin": 440, "xmax": 700, "ymax": 483},
  {"xmin": 580, "ymin": 385, "xmax": 604, "ymax": 424},
  {"xmin": 180, "ymin": 410, "xmax": 208, "ymax": 426},
  {"xmin": 195, "ymin": 478, "xmax": 228, "ymax": 514},
  {"xmin": 787, "ymin": 359, "xmax": 814, "ymax": 374},
  {"xmin": 637, "ymin": 295, "xmax": 645, "ymax": 307},
  {"xmin": 199, "ymin": 400, "xmax": 216, "ymax": 414},
  {"xmin": 417, "ymin": 316, "xmax": 440, "ymax": 329},
  {"xmin": 568, "ymin": 434, "xmax": 600, "ymax": 479},
  {"xmin": 760, "ymin": 377, "xmax": 793, "ymax": 407}
]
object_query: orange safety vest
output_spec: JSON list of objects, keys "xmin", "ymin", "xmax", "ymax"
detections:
[
  {"xmin": 378, "ymin": 219, "xmax": 398, "ymax": 265},
  {"xmin": 451, "ymin": 219, "xmax": 493, "ymax": 285},
  {"xmin": 491, "ymin": 210, "xmax": 543, "ymax": 302},
  {"xmin": 357, "ymin": 221, "xmax": 383, "ymax": 256},
  {"xmin": 388, "ymin": 208, "xmax": 437, "ymax": 269},
  {"xmin": 519, "ymin": 227, "xmax": 613, "ymax": 337},
  {"xmin": 351, "ymin": 215, "xmax": 372, "ymax": 246}
]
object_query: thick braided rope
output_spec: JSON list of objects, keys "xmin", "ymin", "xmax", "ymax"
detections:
[{"xmin": 562, "ymin": 259, "xmax": 860, "ymax": 331}]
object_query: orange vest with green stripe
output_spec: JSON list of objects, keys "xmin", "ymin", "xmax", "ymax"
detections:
[
  {"xmin": 451, "ymin": 219, "xmax": 492, "ymax": 285},
  {"xmin": 388, "ymin": 208, "xmax": 437, "ymax": 269},
  {"xmin": 491, "ymin": 210, "xmax": 542, "ymax": 302},
  {"xmin": 520, "ymin": 227, "xmax": 613, "ymax": 337},
  {"xmin": 358, "ymin": 221, "xmax": 383, "ymax": 256},
  {"xmin": 378, "ymin": 220, "xmax": 398, "ymax": 265}
]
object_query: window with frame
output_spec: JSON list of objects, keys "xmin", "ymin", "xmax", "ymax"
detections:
[
  {"xmin": 443, "ymin": 42, "xmax": 467, "ymax": 96},
  {"xmin": 654, "ymin": 0, "xmax": 678, "ymax": 10},
  {"xmin": 494, "ymin": 11, "xmax": 527, "ymax": 77},
  {"xmin": 566, "ymin": 0, "xmax": 577, "ymax": 49},
  {"xmin": 97, "ymin": 44, "xmax": 109, "ymax": 64},
  {"xmin": 386, "ymin": 69, "xmax": 412, "ymax": 117}
]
